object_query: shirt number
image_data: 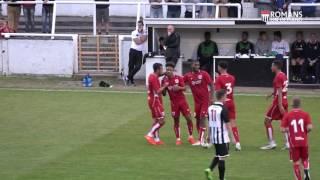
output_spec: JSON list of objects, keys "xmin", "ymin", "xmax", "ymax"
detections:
[
  {"xmin": 225, "ymin": 83, "xmax": 232, "ymax": 95},
  {"xmin": 283, "ymin": 80, "xmax": 288, "ymax": 93},
  {"xmin": 291, "ymin": 119, "xmax": 304, "ymax": 133}
]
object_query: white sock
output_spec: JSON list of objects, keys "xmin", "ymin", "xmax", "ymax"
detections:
[{"xmin": 147, "ymin": 123, "xmax": 160, "ymax": 137}]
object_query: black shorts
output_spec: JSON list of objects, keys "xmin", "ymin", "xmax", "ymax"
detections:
[{"xmin": 214, "ymin": 143, "xmax": 229, "ymax": 158}]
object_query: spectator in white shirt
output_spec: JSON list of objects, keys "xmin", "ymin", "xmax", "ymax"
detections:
[{"xmin": 271, "ymin": 31, "xmax": 289, "ymax": 56}]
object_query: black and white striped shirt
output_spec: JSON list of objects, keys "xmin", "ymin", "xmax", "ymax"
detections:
[{"xmin": 208, "ymin": 102, "xmax": 230, "ymax": 144}]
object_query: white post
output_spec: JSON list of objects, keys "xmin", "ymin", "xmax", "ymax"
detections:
[
  {"xmin": 215, "ymin": 5, "xmax": 219, "ymax": 18},
  {"xmin": 237, "ymin": 4, "xmax": 241, "ymax": 18},
  {"xmin": 213, "ymin": 56, "xmax": 216, "ymax": 81},
  {"xmin": 51, "ymin": 1, "xmax": 57, "ymax": 39},
  {"xmin": 192, "ymin": 4, "xmax": 196, "ymax": 19},
  {"xmin": 93, "ymin": 2, "xmax": 97, "ymax": 36}
]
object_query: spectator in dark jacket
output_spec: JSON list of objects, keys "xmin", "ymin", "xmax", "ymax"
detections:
[
  {"xmin": 236, "ymin": 31, "xmax": 255, "ymax": 55},
  {"xmin": 42, "ymin": 0, "xmax": 54, "ymax": 33},
  {"xmin": 5, "ymin": 0, "xmax": 21, "ymax": 32},
  {"xmin": 164, "ymin": 25, "xmax": 180, "ymax": 65},
  {"xmin": 291, "ymin": 31, "xmax": 307, "ymax": 82},
  {"xmin": 302, "ymin": 33, "xmax": 320, "ymax": 83},
  {"xmin": 197, "ymin": 31, "xmax": 219, "ymax": 75},
  {"xmin": 166, "ymin": 0, "xmax": 181, "ymax": 18},
  {"xmin": 23, "ymin": 0, "xmax": 35, "ymax": 32}
]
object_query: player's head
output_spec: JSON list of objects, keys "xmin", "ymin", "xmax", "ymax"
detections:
[
  {"xmin": 204, "ymin": 31, "xmax": 211, "ymax": 41},
  {"xmin": 216, "ymin": 89, "xmax": 227, "ymax": 102},
  {"xmin": 259, "ymin": 31, "xmax": 267, "ymax": 41},
  {"xmin": 310, "ymin": 33, "xmax": 317, "ymax": 42},
  {"xmin": 137, "ymin": 20, "xmax": 144, "ymax": 32},
  {"xmin": 165, "ymin": 62, "xmax": 175, "ymax": 77},
  {"xmin": 296, "ymin": 31, "xmax": 303, "ymax": 41},
  {"xmin": 271, "ymin": 60, "xmax": 283, "ymax": 73},
  {"xmin": 191, "ymin": 60, "xmax": 200, "ymax": 72},
  {"xmin": 274, "ymin": 31, "xmax": 282, "ymax": 41},
  {"xmin": 241, "ymin": 31, "xmax": 249, "ymax": 41},
  {"xmin": 218, "ymin": 61, "xmax": 228, "ymax": 73},
  {"xmin": 292, "ymin": 96, "xmax": 301, "ymax": 109},
  {"xmin": 153, "ymin": 63, "xmax": 163, "ymax": 75},
  {"xmin": 167, "ymin": 25, "xmax": 175, "ymax": 35}
]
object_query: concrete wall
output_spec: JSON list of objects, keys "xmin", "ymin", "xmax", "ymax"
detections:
[
  {"xmin": 1, "ymin": 39, "xmax": 76, "ymax": 77},
  {"xmin": 154, "ymin": 28, "xmax": 320, "ymax": 60}
]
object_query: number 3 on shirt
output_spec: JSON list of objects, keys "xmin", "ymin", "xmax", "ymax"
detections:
[
  {"xmin": 283, "ymin": 80, "xmax": 288, "ymax": 92},
  {"xmin": 291, "ymin": 119, "xmax": 304, "ymax": 133},
  {"xmin": 225, "ymin": 83, "xmax": 232, "ymax": 95}
]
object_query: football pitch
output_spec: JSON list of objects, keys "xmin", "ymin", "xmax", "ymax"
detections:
[{"xmin": 0, "ymin": 89, "xmax": 319, "ymax": 180}]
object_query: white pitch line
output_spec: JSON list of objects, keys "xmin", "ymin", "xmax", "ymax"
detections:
[{"xmin": 0, "ymin": 87, "xmax": 320, "ymax": 98}]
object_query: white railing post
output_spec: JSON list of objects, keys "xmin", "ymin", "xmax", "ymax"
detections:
[
  {"xmin": 237, "ymin": 4, "xmax": 241, "ymax": 18},
  {"xmin": 192, "ymin": 4, "xmax": 196, "ymax": 19},
  {"xmin": 51, "ymin": 1, "xmax": 57, "ymax": 39},
  {"xmin": 288, "ymin": 4, "xmax": 292, "ymax": 13},
  {"xmin": 93, "ymin": 2, "xmax": 97, "ymax": 36},
  {"xmin": 215, "ymin": 5, "xmax": 219, "ymax": 18}
]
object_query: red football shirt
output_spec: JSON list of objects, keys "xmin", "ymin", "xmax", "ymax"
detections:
[
  {"xmin": 148, "ymin": 73, "xmax": 162, "ymax": 103},
  {"xmin": 184, "ymin": 70, "xmax": 212, "ymax": 103},
  {"xmin": 273, "ymin": 71, "xmax": 288, "ymax": 104},
  {"xmin": 162, "ymin": 75, "xmax": 186, "ymax": 102},
  {"xmin": 215, "ymin": 73, "xmax": 235, "ymax": 101},
  {"xmin": 281, "ymin": 109, "xmax": 312, "ymax": 147}
]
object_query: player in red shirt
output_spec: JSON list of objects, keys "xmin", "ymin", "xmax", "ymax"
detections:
[
  {"xmin": 184, "ymin": 60, "xmax": 213, "ymax": 146},
  {"xmin": 144, "ymin": 63, "xmax": 168, "ymax": 145},
  {"xmin": 215, "ymin": 61, "xmax": 241, "ymax": 151},
  {"xmin": 162, "ymin": 62, "xmax": 196, "ymax": 145},
  {"xmin": 261, "ymin": 60, "xmax": 289, "ymax": 150},
  {"xmin": 281, "ymin": 97, "xmax": 313, "ymax": 180}
]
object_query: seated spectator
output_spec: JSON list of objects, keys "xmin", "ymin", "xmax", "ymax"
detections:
[
  {"xmin": 149, "ymin": 0, "xmax": 163, "ymax": 18},
  {"xmin": 0, "ymin": 18, "xmax": 14, "ymax": 38},
  {"xmin": 291, "ymin": 31, "xmax": 307, "ymax": 82},
  {"xmin": 301, "ymin": 0, "xmax": 316, "ymax": 17},
  {"xmin": 236, "ymin": 31, "xmax": 255, "ymax": 55},
  {"xmin": 183, "ymin": 0, "xmax": 200, "ymax": 18},
  {"xmin": 275, "ymin": 0, "xmax": 289, "ymax": 11},
  {"xmin": 271, "ymin": 31, "xmax": 289, "ymax": 56},
  {"xmin": 302, "ymin": 33, "xmax": 320, "ymax": 83},
  {"xmin": 255, "ymin": 31, "xmax": 272, "ymax": 56},
  {"xmin": 255, "ymin": 0, "xmax": 273, "ymax": 17},
  {"xmin": 23, "ymin": 0, "xmax": 36, "ymax": 32},
  {"xmin": 166, "ymin": 0, "xmax": 181, "ymax": 18},
  {"xmin": 197, "ymin": 31, "xmax": 219, "ymax": 75},
  {"xmin": 5, "ymin": 0, "xmax": 21, "ymax": 32}
]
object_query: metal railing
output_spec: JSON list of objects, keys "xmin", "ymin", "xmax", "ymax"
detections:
[
  {"xmin": 288, "ymin": 2, "xmax": 320, "ymax": 13},
  {"xmin": 0, "ymin": 1, "xmax": 242, "ymax": 38}
]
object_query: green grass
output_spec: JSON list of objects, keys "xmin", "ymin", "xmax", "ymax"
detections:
[{"xmin": 0, "ymin": 89, "xmax": 319, "ymax": 180}]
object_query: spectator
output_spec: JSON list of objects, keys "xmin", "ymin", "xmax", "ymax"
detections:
[
  {"xmin": 236, "ymin": 31, "xmax": 255, "ymax": 55},
  {"xmin": 42, "ymin": 0, "xmax": 54, "ymax": 33},
  {"xmin": 200, "ymin": 0, "xmax": 214, "ymax": 18},
  {"xmin": 149, "ymin": 0, "xmax": 163, "ymax": 18},
  {"xmin": 158, "ymin": 36, "xmax": 166, "ymax": 55},
  {"xmin": 302, "ymin": 33, "xmax": 320, "ymax": 83},
  {"xmin": 301, "ymin": 0, "xmax": 316, "ymax": 17},
  {"xmin": 0, "ymin": 18, "xmax": 14, "ymax": 38},
  {"xmin": 228, "ymin": 0, "xmax": 241, "ymax": 18},
  {"xmin": 255, "ymin": 0, "xmax": 273, "ymax": 17},
  {"xmin": 164, "ymin": 25, "xmax": 180, "ymax": 65},
  {"xmin": 275, "ymin": 0, "xmax": 289, "ymax": 11},
  {"xmin": 95, "ymin": 0, "xmax": 110, "ymax": 35},
  {"xmin": 291, "ymin": 31, "xmax": 307, "ymax": 82},
  {"xmin": 197, "ymin": 31, "xmax": 219, "ymax": 75},
  {"xmin": 5, "ymin": 0, "xmax": 21, "ymax": 32},
  {"xmin": 271, "ymin": 31, "xmax": 289, "ymax": 56},
  {"xmin": 255, "ymin": 31, "xmax": 272, "ymax": 56},
  {"xmin": 183, "ymin": 0, "xmax": 200, "ymax": 18},
  {"xmin": 127, "ymin": 20, "xmax": 147, "ymax": 86},
  {"xmin": 216, "ymin": 0, "xmax": 229, "ymax": 17},
  {"xmin": 166, "ymin": 0, "xmax": 181, "ymax": 18},
  {"xmin": 23, "ymin": 0, "xmax": 35, "ymax": 32}
]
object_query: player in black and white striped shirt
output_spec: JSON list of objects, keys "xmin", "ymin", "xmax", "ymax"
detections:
[{"xmin": 205, "ymin": 89, "xmax": 232, "ymax": 180}]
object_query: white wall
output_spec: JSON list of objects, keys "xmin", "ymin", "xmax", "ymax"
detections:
[{"xmin": 1, "ymin": 39, "xmax": 76, "ymax": 76}]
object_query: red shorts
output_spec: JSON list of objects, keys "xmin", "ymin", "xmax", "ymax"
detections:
[
  {"xmin": 225, "ymin": 100, "xmax": 236, "ymax": 120},
  {"xmin": 171, "ymin": 100, "xmax": 191, "ymax": 119},
  {"xmin": 290, "ymin": 146, "xmax": 309, "ymax": 162},
  {"xmin": 148, "ymin": 100, "xmax": 165, "ymax": 120},
  {"xmin": 194, "ymin": 101, "xmax": 209, "ymax": 119},
  {"xmin": 265, "ymin": 102, "xmax": 288, "ymax": 120}
]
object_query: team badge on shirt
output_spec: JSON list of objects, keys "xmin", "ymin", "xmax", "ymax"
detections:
[
  {"xmin": 198, "ymin": 75, "xmax": 202, "ymax": 80},
  {"xmin": 175, "ymin": 79, "xmax": 179, "ymax": 84}
]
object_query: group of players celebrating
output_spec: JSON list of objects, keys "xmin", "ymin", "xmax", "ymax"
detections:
[{"xmin": 144, "ymin": 59, "xmax": 313, "ymax": 180}]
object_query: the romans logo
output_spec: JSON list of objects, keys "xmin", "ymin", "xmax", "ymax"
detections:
[{"xmin": 261, "ymin": 10, "xmax": 303, "ymax": 22}]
